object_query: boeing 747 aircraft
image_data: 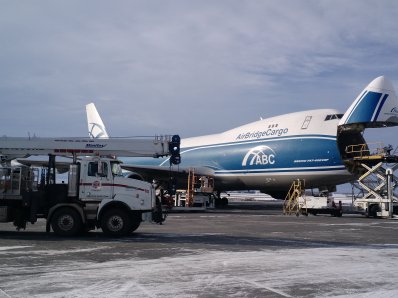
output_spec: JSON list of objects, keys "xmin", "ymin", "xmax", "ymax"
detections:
[{"xmin": 87, "ymin": 76, "xmax": 398, "ymax": 199}]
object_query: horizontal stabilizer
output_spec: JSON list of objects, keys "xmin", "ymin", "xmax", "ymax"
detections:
[{"xmin": 339, "ymin": 76, "xmax": 398, "ymax": 129}]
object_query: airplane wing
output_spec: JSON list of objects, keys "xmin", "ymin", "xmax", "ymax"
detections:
[{"xmin": 121, "ymin": 164, "xmax": 215, "ymax": 185}]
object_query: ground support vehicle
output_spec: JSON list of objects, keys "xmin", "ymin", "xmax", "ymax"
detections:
[
  {"xmin": 299, "ymin": 195, "xmax": 343, "ymax": 217},
  {"xmin": 171, "ymin": 168, "xmax": 216, "ymax": 211},
  {"xmin": 0, "ymin": 136, "xmax": 179, "ymax": 236},
  {"xmin": 344, "ymin": 144, "xmax": 398, "ymax": 218},
  {"xmin": 352, "ymin": 196, "xmax": 398, "ymax": 218}
]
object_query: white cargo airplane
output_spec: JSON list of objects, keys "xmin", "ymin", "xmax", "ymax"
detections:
[{"xmin": 87, "ymin": 76, "xmax": 398, "ymax": 199}]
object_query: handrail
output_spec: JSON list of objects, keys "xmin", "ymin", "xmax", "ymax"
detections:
[{"xmin": 345, "ymin": 142, "xmax": 386, "ymax": 158}]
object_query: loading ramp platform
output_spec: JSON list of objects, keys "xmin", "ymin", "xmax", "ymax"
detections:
[{"xmin": 344, "ymin": 143, "xmax": 398, "ymax": 218}]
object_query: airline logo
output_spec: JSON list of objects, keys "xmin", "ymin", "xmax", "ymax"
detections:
[
  {"xmin": 88, "ymin": 122, "xmax": 108, "ymax": 139},
  {"xmin": 382, "ymin": 106, "xmax": 398, "ymax": 118},
  {"xmin": 242, "ymin": 145, "xmax": 276, "ymax": 166},
  {"xmin": 389, "ymin": 107, "xmax": 398, "ymax": 114}
]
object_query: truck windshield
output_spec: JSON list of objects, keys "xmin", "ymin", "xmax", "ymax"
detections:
[{"xmin": 110, "ymin": 161, "xmax": 123, "ymax": 177}]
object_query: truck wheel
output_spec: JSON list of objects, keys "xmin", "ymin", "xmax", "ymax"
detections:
[
  {"xmin": 51, "ymin": 208, "xmax": 83, "ymax": 237},
  {"xmin": 101, "ymin": 208, "xmax": 132, "ymax": 237}
]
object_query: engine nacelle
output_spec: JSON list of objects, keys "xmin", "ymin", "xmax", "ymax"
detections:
[{"xmin": 125, "ymin": 172, "xmax": 144, "ymax": 181}]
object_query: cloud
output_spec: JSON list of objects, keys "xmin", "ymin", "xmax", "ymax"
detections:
[{"xmin": 0, "ymin": 0, "xmax": 398, "ymax": 139}]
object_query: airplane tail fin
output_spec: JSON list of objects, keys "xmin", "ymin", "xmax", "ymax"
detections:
[
  {"xmin": 339, "ymin": 76, "xmax": 398, "ymax": 129},
  {"xmin": 86, "ymin": 103, "xmax": 109, "ymax": 139}
]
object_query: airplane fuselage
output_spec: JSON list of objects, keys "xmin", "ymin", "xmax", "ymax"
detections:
[{"xmin": 128, "ymin": 109, "xmax": 354, "ymax": 197}]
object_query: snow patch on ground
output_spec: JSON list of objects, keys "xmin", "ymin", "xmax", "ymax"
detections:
[
  {"xmin": 0, "ymin": 246, "xmax": 34, "ymax": 251},
  {"xmin": 1, "ymin": 246, "xmax": 397, "ymax": 297},
  {"xmin": 0, "ymin": 247, "xmax": 106, "ymax": 256}
]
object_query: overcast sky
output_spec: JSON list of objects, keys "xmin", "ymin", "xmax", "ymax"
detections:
[{"xmin": 1, "ymin": 0, "xmax": 398, "ymax": 145}]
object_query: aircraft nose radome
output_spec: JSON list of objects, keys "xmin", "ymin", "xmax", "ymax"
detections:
[
  {"xmin": 339, "ymin": 75, "xmax": 398, "ymax": 128},
  {"xmin": 367, "ymin": 75, "xmax": 395, "ymax": 93}
]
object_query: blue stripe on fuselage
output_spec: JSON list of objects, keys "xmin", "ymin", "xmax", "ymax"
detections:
[
  {"xmin": 126, "ymin": 134, "xmax": 344, "ymax": 174},
  {"xmin": 215, "ymin": 166, "xmax": 347, "ymax": 175}
]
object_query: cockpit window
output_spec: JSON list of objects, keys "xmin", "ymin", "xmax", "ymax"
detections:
[{"xmin": 325, "ymin": 114, "xmax": 343, "ymax": 121}]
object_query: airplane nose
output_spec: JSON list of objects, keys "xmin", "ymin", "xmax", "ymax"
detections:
[
  {"xmin": 368, "ymin": 76, "xmax": 395, "ymax": 93},
  {"xmin": 339, "ymin": 75, "xmax": 398, "ymax": 128}
]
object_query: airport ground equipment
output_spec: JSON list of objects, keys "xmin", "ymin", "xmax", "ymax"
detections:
[
  {"xmin": 345, "ymin": 143, "xmax": 398, "ymax": 218},
  {"xmin": 283, "ymin": 180, "xmax": 342, "ymax": 216},
  {"xmin": 0, "ymin": 136, "xmax": 180, "ymax": 236},
  {"xmin": 283, "ymin": 179, "xmax": 305, "ymax": 216},
  {"xmin": 172, "ymin": 168, "xmax": 216, "ymax": 211},
  {"xmin": 298, "ymin": 194, "xmax": 343, "ymax": 217}
]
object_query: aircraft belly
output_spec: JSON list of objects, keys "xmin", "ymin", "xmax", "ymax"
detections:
[{"xmin": 215, "ymin": 169, "xmax": 352, "ymax": 191}]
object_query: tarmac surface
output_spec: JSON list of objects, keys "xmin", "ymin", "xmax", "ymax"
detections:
[{"xmin": 1, "ymin": 202, "xmax": 398, "ymax": 297}]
